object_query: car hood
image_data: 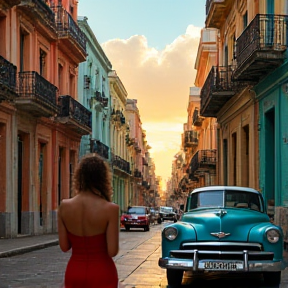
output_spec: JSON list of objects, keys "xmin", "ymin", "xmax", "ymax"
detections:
[{"xmin": 181, "ymin": 208, "xmax": 270, "ymax": 242}]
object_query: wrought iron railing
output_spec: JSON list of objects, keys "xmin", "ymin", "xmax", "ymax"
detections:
[
  {"xmin": 90, "ymin": 139, "xmax": 109, "ymax": 159},
  {"xmin": 58, "ymin": 95, "xmax": 91, "ymax": 128},
  {"xmin": 52, "ymin": 4, "xmax": 86, "ymax": 52},
  {"xmin": 201, "ymin": 65, "xmax": 234, "ymax": 111},
  {"xmin": 184, "ymin": 130, "xmax": 198, "ymax": 146},
  {"xmin": 134, "ymin": 169, "xmax": 142, "ymax": 178},
  {"xmin": 236, "ymin": 14, "xmax": 288, "ymax": 68},
  {"xmin": 142, "ymin": 181, "xmax": 150, "ymax": 190},
  {"xmin": 95, "ymin": 91, "xmax": 108, "ymax": 107},
  {"xmin": 0, "ymin": 55, "xmax": 17, "ymax": 92},
  {"xmin": 190, "ymin": 149, "xmax": 217, "ymax": 175},
  {"xmin": 111, "ymin": 152, "xmax": 130, "ymax": 174},
  {"xmin": 17, "ymin": 71, "xmax": 57, "ymax": 107}
]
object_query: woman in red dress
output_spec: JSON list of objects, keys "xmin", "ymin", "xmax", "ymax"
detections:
[{"xmin": 57, "ymin": 154, "xmax": 119, "ymax": 288}]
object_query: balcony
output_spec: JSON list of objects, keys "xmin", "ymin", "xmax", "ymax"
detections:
[
  {"xmin": 15, "ymin": 71, "xmax": 58, "ymax": 117},
  {"xmin": 0, "ymin": 0, "xmax": 21, "ymax": 10},
  {"xmin": 189, "ymin": 149, "xmax": 217, "ymax": 178},
  {"xmin": 233, "ymin": 14, "xmax": 288, "ymax": 82},
  {"xmin": 205, "ymin": 0, "xmax": 233, "ymax": 29},
  {"xmin": 142, "ymin": 157, "xmax": 148, "ymax": 166},
  {"xmin": 184, "ymin": 130, "xmax": 198, "ymax": 148},
  {"xmin": 57, "ymin": 95, "xmax": 91, "ymax": 135},
  {"xmin": 142, "ymin": 181, "xmax": 150, "ymax": 190},
  {"xmin": 95, "ymin": 91, "xmax": 108, "ymax": 108},
  {"xmin": 192, "ymin": 108, "xmax": 204, "ymax": 126},
  {"xmin": 200, "ymin": 65, "xmax": 236, "ymax": 117},
  {"xmin": 111, "ymin": 109, "xmax": 125, "ymax": 126},
  {"xmin": 134, "ymin": 169, "xmax": 142, "ymax": 178},
  {"xmin": 90, "ymin": 139, "xmax": 109, "ymax": 159},
  {"xmin": 17, "ymin": 0, "xmax": 57, "ymax": 40},
  {"xmin": 52, "ymin": 4, "xmax": 87, "ymax": 62},
  {"xmin": 0, "ymin": 55, "xmax": 17, "ymax": 102},
  {"xmin": 111, "ymin": 153, "xmax": 130, "ymax": 174}
]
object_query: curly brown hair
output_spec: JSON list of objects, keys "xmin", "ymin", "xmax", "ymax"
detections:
[{"xmin": 73, "ymin": 154, "xmax": 113, "ymax": 201}]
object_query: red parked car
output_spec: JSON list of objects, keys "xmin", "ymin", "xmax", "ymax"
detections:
[{"xmin": 121, "ymin": 206, "xmax": 151, "ymax": 231}]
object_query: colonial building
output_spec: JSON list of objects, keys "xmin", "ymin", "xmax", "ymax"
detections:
[
  {"xmin": 77, "ymin": 17, "xmax": 112, "ymax": 161},
  {"xmin": 0, "ymin": 0, "xmax": 90, "ymax": 237},
  {"xmin": 169, "ymin": 87, "xmax": 217, "ymax": 203},
  {"xmin": 198, "ymin": 0, "xmax": 288, "ymax": 239},
  {"xmin": 125, "ymin": 99, "xmax": 151, "ymax": 206},
  {"xmin": 109, "ymin": 70, "xmax": 131, "ymax": 212}
]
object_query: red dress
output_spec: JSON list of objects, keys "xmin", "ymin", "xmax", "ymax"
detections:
[{"xmin": 64, "ymin": 232, "xmax": 118, "ymax": 288}]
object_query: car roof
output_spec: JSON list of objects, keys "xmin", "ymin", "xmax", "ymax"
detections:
[{"xmin": 190, "ymin": 186, "xmax": 260, "ymax": 195}]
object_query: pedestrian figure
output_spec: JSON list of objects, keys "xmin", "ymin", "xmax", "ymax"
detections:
[{"xmin": 57, "ymin": 154, "xmax": 120, "ymax": 287}]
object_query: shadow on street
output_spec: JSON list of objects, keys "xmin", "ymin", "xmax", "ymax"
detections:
[{"xmin": 165, "ymin": 272, "xmax": 280, "ymax": 288}]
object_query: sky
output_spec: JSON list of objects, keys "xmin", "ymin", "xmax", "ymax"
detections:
[{"xmin": 78, "ymin": 0, "xmax": 207, "ymax": 183}]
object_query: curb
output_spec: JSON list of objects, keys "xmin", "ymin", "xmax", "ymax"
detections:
[{"xmin": 0, "ymin": 239, "xmax": 59, "ymax": 258}]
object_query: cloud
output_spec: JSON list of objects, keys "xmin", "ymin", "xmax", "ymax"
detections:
[{"xmin": 102, "ymin": 26, "xmax": 201, "ymax": 179}]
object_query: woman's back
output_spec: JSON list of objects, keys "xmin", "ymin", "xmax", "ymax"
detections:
[
  {"xmin": 57, "ymin": 154, "xmax": 120, "ymax": 288},
  {"xmin": 60, "ymin": 192, "xmax": 114, "ymax": 236}
]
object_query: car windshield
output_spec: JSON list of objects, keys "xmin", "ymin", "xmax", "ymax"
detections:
[
  {"xmin": 128, "ymin": 207, "xmax": 145, "ymax": 214},
  {"xmin": 161, "ymin": 207, "xmax": 173, "ymax": 213},
  {"xmin": 188, "ymin": 190, "xmax": 263, "ymax": 212}
]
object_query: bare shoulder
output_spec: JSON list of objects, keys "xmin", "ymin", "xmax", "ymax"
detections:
[
  {"xmin": 59, "ymin": 197, "xmax": 76, "ymax": 210},
  {"xmin": 106, "ymin": 202, "xmax": 119, "ymax": 212}
]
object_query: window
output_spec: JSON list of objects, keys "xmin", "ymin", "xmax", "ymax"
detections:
[
  {"xmin": 58, "ymin": 64, "xmax": 63, "ymax": 95},
  {"xmin": 39, "ymin": 49, "xmax": 47, "ymax": 77}
]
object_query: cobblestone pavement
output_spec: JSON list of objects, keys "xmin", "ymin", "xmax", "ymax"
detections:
[
  {"xmin": 0, "ymin": 224, "xmax": 167, "ymax": 288},
  {"xmin": 1, "ymin": 223, "xmax": 288, "ymax": 288}
]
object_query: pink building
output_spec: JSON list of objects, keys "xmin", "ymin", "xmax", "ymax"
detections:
[{"xmin": 0, "ymin": 0, "xmax": 91, "ymax": 237}]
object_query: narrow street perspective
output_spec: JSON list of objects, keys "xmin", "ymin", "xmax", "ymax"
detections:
[
  {"xmin": 1, "ymin": 0, "xmax": 288, "ymax": 288},
  {"xmin": 1, "ymin": 221, "xmax": 288, "ymax": 288}
]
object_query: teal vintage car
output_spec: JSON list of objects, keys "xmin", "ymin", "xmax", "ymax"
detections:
[{"xmin": 159, "ymin": 186, "xmax": 284, "ymax": 287}]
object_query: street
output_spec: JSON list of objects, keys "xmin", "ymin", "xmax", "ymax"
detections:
[{"xmin": 0, "ymin": 222, "xmax": 288, "ymax": 288}]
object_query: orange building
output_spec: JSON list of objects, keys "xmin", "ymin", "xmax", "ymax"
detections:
[{"xmin": 0, "ymin": 0, "xmax": 91, "ymax": 238}]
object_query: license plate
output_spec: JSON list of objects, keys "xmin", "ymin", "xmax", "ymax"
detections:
[{"xmin": 204, "ymin": 261, "xmax": 243, "ymax": 271}]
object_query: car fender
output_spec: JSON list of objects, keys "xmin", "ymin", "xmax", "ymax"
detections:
[
  {"xmin": 249, "ymin": 223, "xmax": 283, "ymax": 260},
  {"xmin": 161, "ymin": 222, "xmax": 196, "ymax": 258}
]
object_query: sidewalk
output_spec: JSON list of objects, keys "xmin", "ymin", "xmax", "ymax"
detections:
[{"xmin": 0, "ymin": 234, "xmax": 59, "ymax": 258}]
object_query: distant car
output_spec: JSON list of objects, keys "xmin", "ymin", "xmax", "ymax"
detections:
[
  {"xmin": 159, "ymin": 206, "xmax": 177, "ymax": 222},
  {"xmin": 121, "ymin": 206, "xmax": 150, "ymax": 231},
  {"xmin": 150, "ymin": 207, "xmax": 161, "ymax": 224},
  {"xmin": 159, "ymin": 186, "xmax": 284, "ymax": 287}
]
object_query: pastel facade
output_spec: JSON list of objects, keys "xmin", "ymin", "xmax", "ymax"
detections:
[
  {"xmin": 109, "ymin": 70, "xmax": 130, "ymax": 212},
  {"xmin": 0, "ymin": 0, "xmax": 91, "ymax": 237},
  {"xmin": 169, "ymin": 87, "xmax": 217, "ymax": 205},
  {"xmin": 77, "ymin": 17, "xmax": 112, "ymax": 161},
  {"xmin": 196, "ymin": 0, "xmax": 288, "ymax": 239},
  {"xmin": 125, "ymin": 99, "xmax": 151, "ymax": 207}
]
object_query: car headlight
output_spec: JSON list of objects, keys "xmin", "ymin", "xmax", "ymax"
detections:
[
  {"xmin": 266, "ymin": 228, "xmax": 280, "ymax": 243},
  {"xmin": 164, "ymin": 227, "xmax": 178, "ymax": 241}
]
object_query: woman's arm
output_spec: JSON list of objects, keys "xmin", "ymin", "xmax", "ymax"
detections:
[
  {"xmin": 57, "ymin": 201, "xmax": 71, "ymax": 252},
  {"xmin": 106, "ymin": 203, "xmax": 120, "ymax": 257}
]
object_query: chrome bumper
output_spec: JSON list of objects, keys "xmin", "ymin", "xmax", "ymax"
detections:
[{"xmin": 159, "ymin": 249, "xmax": 283, "ymax": 272}]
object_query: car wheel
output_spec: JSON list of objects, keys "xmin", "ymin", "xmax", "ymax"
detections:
[
  {"xmin": 125, "ymin": 225, "xmax": 130, "ymax": 231},
  {"xmin": 167, "ymin": 269, "xmax": 183, "ymax": 287},
  {"xmin": 144, "ymin": 225, "xmax": 150, "ymax": 232},
  {"xmin": 174, "ymin": 218, "xmax": 177, "ymax": 223},
  {"xmin": 157, "ymin": 218, "xmax": 162, "ymax": 224},
  {"xmin": 263, "ymin": 271, "xmax": 281, "ymax": 286}
]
